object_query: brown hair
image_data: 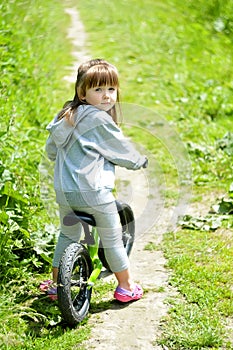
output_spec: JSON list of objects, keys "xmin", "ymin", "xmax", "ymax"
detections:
[{"xmin": 58, "ymin": 59, "xmax": 120, "ymax": 124}]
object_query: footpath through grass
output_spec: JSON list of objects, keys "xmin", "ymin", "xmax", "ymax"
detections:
[{"xmin": 1, "ymin": 0, "xmax": 233, "ymax": 349}]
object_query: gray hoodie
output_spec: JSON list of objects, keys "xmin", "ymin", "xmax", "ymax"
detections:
[{"xmin": 46, "ymin": 105, "xmax": 147, "ymax": 207}]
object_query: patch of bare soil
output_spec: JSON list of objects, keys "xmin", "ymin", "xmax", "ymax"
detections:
[{"xmin": 63, "ymin": 8, "xmax": 177, "ymax": 349}]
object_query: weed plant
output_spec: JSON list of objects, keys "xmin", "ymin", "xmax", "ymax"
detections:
[{"xmin": 0, "ymin": 0, "xmax": 80, "ymax": 348}]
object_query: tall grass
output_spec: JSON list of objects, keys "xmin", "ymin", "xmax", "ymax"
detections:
[
  {"xmin": 0, "ymin": 0, "xmax": 72, "ymax": 283},
  {"xmin": 0, "ymin": 1, "xmax": 85, "ymax": 347}
]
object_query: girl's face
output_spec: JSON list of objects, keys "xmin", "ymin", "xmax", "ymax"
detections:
[{"xmin": 81, "ymin": 85, "xmax": 118, "ymax": 112}]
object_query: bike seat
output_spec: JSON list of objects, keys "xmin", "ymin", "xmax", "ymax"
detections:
[
  {"xmin": 63, "ymin": 211, "xmax": 96, "ymax": 227},
  {"xmin": 63, "ymin": 200, "xmax": 123, "ymax": 226}
]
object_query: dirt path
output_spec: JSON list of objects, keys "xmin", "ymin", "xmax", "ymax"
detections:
[
  {"xmin": 82, "ymin": 167, "xmax": 175, "ymax": 350},
  {"xmin": 63, "ymin": 7, "xmax": 175, "ymax": 349}
]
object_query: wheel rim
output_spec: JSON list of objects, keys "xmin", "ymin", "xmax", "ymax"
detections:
[
  {"xmin": 69, "ymin": 255, "xmax": 90, "ymax": 312},
  {"xmin": 122, "ymin": 229, "xmax": 133, "ymax": 250}
]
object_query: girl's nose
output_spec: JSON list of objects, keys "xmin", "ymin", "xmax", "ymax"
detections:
[{"xmin": 103, "ymin": 90, "xmax": 110, "ymax": 98}]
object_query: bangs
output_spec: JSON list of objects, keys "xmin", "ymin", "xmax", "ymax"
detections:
[{"xmin": 84, "ymin": 64, "xmax": 119, "ymax": 89}]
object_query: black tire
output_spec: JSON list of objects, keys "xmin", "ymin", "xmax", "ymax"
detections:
[
  {"xmin": 57, "ymin": 243, "xmax": 93, "ymax": 325},
  {"xmin": 98, "ymin": 201, "xmax": 135, "ymax": 271}
]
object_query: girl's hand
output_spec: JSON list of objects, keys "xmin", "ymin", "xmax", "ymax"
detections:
[{"xmin": 142, "ymin": 157, "xmax": 148, "ymax": 168}]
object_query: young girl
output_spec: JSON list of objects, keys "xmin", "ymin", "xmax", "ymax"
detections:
[{"xmin": 41, "ymin": 58, "xmax": 148, "ymax": 302}]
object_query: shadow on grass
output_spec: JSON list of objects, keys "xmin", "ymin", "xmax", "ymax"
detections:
[
  {"xmin": 23, "ymin": 291, "xmax": 128, "ymax": 332},
  {"xmin": 14, "ymin": 279, "xmax": 131, "ymax": 345},
  {"xmin": 23, "ymin": 294, "xmax": 69, "ymax": 333},
  {"xmin": 17, "ymin": 293, "xmax": 90, "ymax": 348},
  {"xmin": 89, "ymin": 298, "xmax": 130, "ymax": 315}
]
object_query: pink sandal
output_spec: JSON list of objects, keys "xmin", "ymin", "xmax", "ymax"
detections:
[
  {"xmin": 114, "ymin": 284, "xmax": 143, "ymax": 303},
  {"xmin": 39, "ymin": 279, "xmax": 58, "ymax": 301}
]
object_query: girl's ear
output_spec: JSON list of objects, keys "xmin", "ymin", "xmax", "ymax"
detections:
[
  {"xmin": 79, "ymin": 93, "xmax": 86, "ymax": 102},
  {"xmin": 77, "ymin": 88, "xmax": 86, "ymax": 101}
]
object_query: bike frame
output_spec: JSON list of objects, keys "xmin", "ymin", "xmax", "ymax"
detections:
[
  {"xmin": 57, "ymin": 200, "xmax": 135, "ymax": 325},
  {"xmin": 86, "ymin": 226, "xmax": 103, "ymax": 287}
]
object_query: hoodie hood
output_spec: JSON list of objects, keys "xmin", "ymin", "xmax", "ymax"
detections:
[{"xmin": 46, "ymin": 105, "xmax": 96, "ymax": 148}]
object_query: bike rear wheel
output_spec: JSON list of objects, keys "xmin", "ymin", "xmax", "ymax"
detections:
[
  {"xmin": 98, "ymin": 201, "xmax": 135, "ymax": 271},
  {"xmin": 57, "ymin": 243, "xmax": 93, "ymax": 325}
]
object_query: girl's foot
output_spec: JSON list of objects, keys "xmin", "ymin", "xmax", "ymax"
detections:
[
  {"xmin": 114, "ymin": 284, "xmax": 143, "ymax": 302},
  {"xmin": 39, "ymin": 280, "xmax": 58, "ymax": 301}
]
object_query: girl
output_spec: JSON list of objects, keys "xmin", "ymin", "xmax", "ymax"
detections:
[{"xmin": 41, "ymin": 59, "xmax": 148, "ymax": 302}]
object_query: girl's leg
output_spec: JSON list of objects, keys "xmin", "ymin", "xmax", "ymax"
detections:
[
  {"xmin": 53, "ymin": 267, "xmax": 58, "ymax": 282},
  {"xmin": 52, "ymin": 231, "xmax": 75, "ymax": 282},
  {"xmin": 52, "ymin": 205, "xmax": 83, "ymax": 282},
  {"xmin": 52, "ymin": 202, "xmax": 141, "ymax": 296},
  {"xmin": 114, "ymin": 269, "xmax": 133, "ymax": 291},
  {"xmin": 88, "ymin": 201, "xmax": 135, "ymax": 292}
]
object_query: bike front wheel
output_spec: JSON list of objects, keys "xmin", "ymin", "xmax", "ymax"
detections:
[{"xmin": 57, "ymin": 243, "xmax": 93, "ymax": 325}]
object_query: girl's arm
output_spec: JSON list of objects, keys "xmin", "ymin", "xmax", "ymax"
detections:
[
  {"xmin": 45, "ymin": 135, "xmax": 57, "ymax": 161},
  {"xmin": 82, "ymin": 117, "xmax": 147, "ymax": 170}
]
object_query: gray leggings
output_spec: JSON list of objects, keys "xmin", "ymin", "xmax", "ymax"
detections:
[{"xmin": 53, "ymin": 201, "xmax": 129, "ymax": 272}]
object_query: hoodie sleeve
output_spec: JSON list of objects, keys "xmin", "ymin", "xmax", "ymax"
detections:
[
  {"xmin": 45, "ymin": 135, "xmax": 57, "ymax": 161},
  {"xmin": 81, "ymin": 113, "xmax": 147, "ymax": 170}
]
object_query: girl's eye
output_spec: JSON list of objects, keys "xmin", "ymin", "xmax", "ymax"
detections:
[{"xmin": 94, "ymin": 86, "xmax": 116, "ymax": 92}]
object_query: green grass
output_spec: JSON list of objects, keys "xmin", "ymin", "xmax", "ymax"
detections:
[
  {"xmin": 1, "ymin": 0, "xmax": 233, "ymax": 348},
  {"xmin": 159, "ymin": 228, "xmax": 233, "ymax": 349},
  {"xmin": 0, "ymin": 277, "xmax": 116, "ymax": 349},
  {"xmin": 77, "ymin": 0, "xmax": 233, "ymax": 191},
  {"xmin": 0, "ymin": 0, "xmax": 73, "ymax": 284},
  {"xmin": 0, "ymin": 277, "xmax": 115, "ymax": 349}
]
